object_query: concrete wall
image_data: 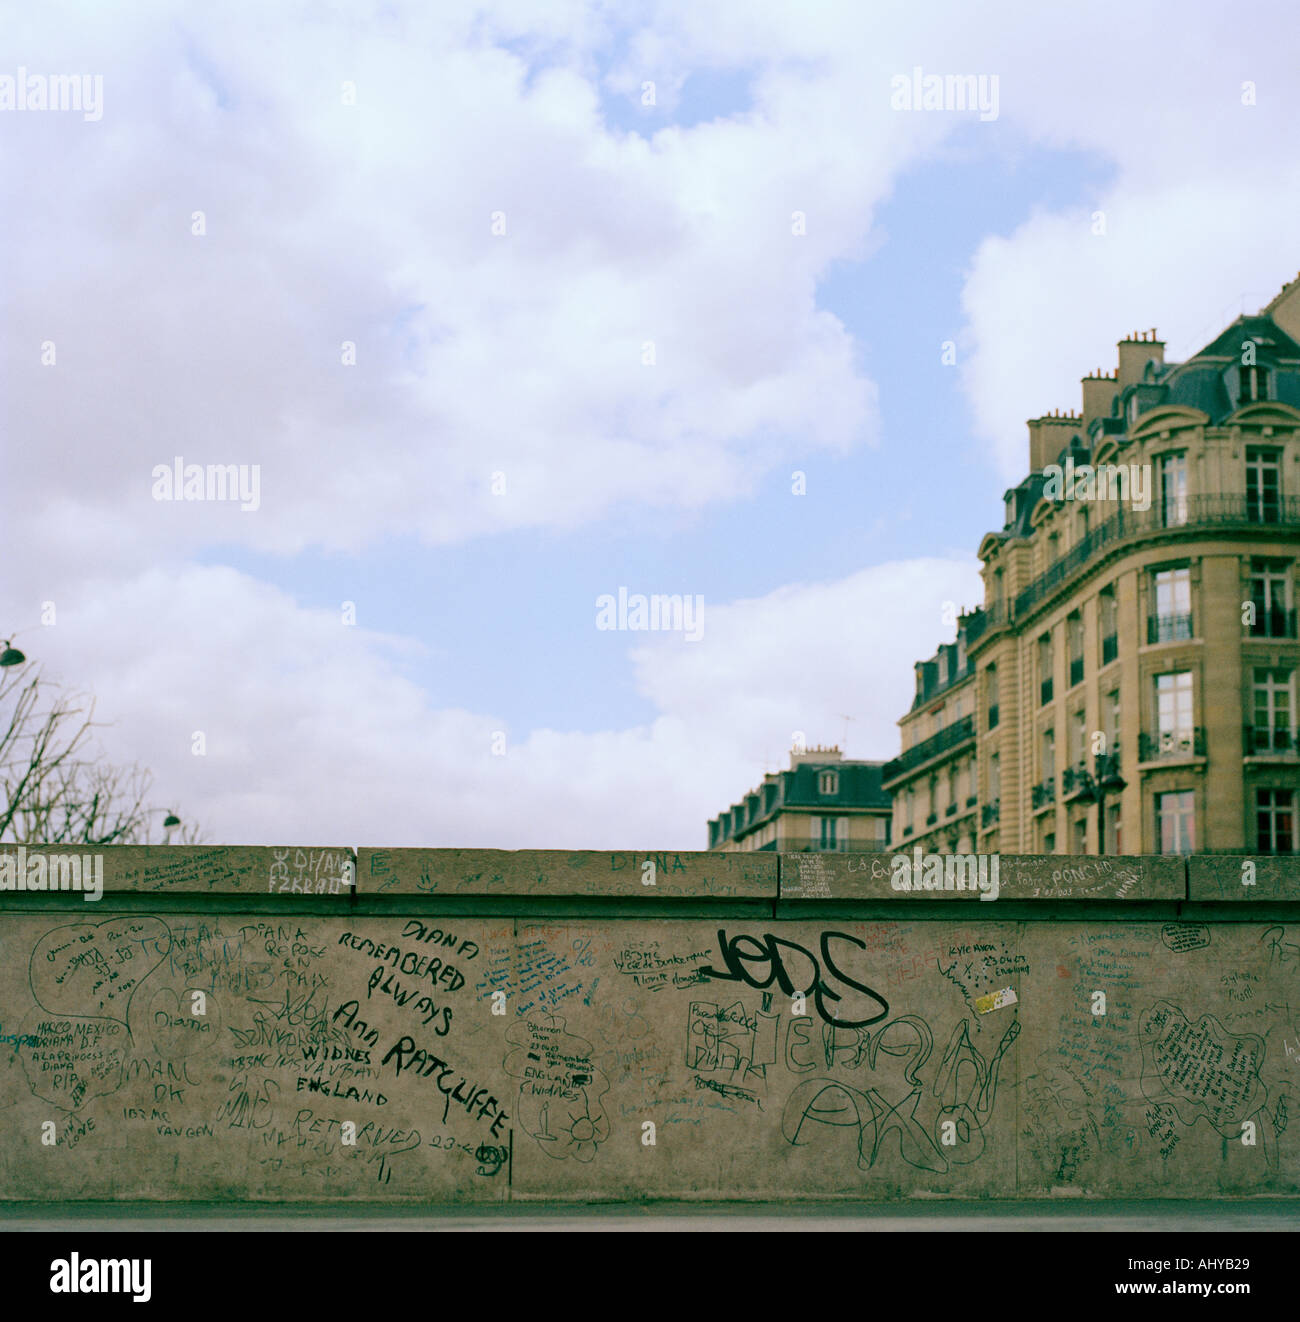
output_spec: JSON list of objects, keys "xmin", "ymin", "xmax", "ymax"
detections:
[{"xmin": 1, "ymin": 845, "xmax": 1297, "ymax": 1202}]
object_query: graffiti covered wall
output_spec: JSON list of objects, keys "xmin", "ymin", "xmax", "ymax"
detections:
[{"xmin": 0, "ymin": 846, "xmax": 1296, "ymax": 1201}]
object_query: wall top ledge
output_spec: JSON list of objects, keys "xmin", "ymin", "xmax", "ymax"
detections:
[
  {"xmin": 1188, "ymin": 855, "xmax": 1300, "ymax": 901},
  {"xmin": 0, "ymin": 846, "xmax": 1297, "ymax": 903},
  {"xmin": 355, "ymin": 848, "xmax": 776, "ymax": 897},
  {"xmin": 779, "ymin": 852, "xmax": 1186, "ymax": 902},
  {"xmin": 0, "ymin": 845, "xmax": 355, "ymax": 896}
]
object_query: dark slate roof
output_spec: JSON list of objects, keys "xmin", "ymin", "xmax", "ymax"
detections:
[
  {"xmin": 990, "ymin": 310, "xmax": 1300, "ymax": 548},
  {"xmin": 780, "ymin": 760, "xmax": 891, "ymax": 810},
  {"xmin": 709, "ymin": 759, "xmax": 891, "ymax": 843},
  {"xmin": 1001, "ymin": 470, "xmax": 1048, "ymax": 535},
  {"xmin": 1161, "ymin": 365, "xmax": 1230, "ymax": 416},
  {"xmin": 1194, "ymin": 314, "xmax": 1300, "ymax": 360}
]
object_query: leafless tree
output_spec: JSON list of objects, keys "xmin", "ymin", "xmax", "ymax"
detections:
[{"xmin": 0, "ymin": 646, "xmax": 203, "ymax": 846}]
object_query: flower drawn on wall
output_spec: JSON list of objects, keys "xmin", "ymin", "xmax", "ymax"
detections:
[{"xmin": 504, "ymin": 1012, "xmax": 611, "ymax": 1162}]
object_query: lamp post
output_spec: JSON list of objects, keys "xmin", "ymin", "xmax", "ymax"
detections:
[
  {"xmin": 0, "ymin": 639, "xmax": 26, "ymax": 667},
  {"xmin": 1071, "ymin": 751, "xmax": 1127, "ymax": 854}
]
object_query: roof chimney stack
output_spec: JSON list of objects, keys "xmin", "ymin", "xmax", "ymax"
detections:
[
  {"xmin": 1117, "ymin": 329, "xmax": 1165, "ymax": 390},
  {"xmin": 1027, "ymin": 412, "xmax": 1082, "ymax": 472},
  {"xmin": 1081, "ymin": 367, "xmax": 1118, "ymax": 429}
]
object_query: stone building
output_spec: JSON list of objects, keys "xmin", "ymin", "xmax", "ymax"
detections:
[
  {"xmin": 708, "ymin": 746, "xmax": 892, "ymax": 852},
  {"xmin": 885, "ymin": 278, "xmax": 1300, "ymax": 855},
  {"xmin": 882, "ymin": 618, "xmax": 981, "ymax": 854}
]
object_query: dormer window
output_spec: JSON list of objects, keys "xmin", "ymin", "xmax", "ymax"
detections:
[
  {"xmin": 1240, "ymin": 364, "xmax": 1270, "ymax": 402},
  {"xmin": 818, "ymin": 770, "xmax": 839, "ymax": 796}
]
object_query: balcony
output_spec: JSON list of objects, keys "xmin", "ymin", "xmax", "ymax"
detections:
[
  {"xmin": 1138, "ymin": 727, "xmax": 1205, "ymax": 762},
  {"xmin": 1040, "ymin": 677, "xmax": 1053, "ymax": 706},
  {"xmin": 1061, "ymin": 764, "xmax": 1087, "ymax": 799},
  {"xmin": 1148, "ymin": 612, "xmax": 1193, "ymax": 644},
  {"xmin": 1032, "ymin": 778, "xmax": 1057, "ymax": 810},
  {"xmin": 1244, "ymin": 725, "xmax": 1299, "ymax": 757},
  {"xmin": 1248, "ymin": 606, "xmax": 1298, "ymax": 640},
  {"xmin": 1101, "ymin": 633, "xmax": 1118, "ymax": 666},
  {"xmin": 963, "ymin": 602, "xmax": 1006, "ymax": 649},
  {"xmin": 981, "ymin": 801, "xmax": 1000, "ymax": 828},
  {"xmin": 1069, "ymin": 656, "xmax": 1084, "ymax": 688},
  {"xmin": 1011, "ymin": 495, "xmax": 1300, "ymax": 625},
  {"xmin": 776, "ymin": 839, "xmax": 888, "ymax": 853},
  {"xmin": 881, "ymin": 714, "xmax": 976, "ymax": 784}
]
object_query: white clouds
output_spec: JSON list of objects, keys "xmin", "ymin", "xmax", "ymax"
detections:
[
  {"xmin": 7, "ymin": 0, "xmax": 898, "ymax": 572},
  {"xmin": 12, "ymin": 0, "xmax": 1300, "ymax": 847},
  {"xmin": 961, "ymin": 184, "xmax": 1300, "ymax": 481},
  {"xmin": 949, "ymin": 6, "xmax": 1300, "ymax": 481},
  {"xmin": 630, "ymin": 557, "xmax": 985, "ymax": 760},
  {"xmin": 0, "ymin": 556, "xmax": 979, "ymax": 847}
]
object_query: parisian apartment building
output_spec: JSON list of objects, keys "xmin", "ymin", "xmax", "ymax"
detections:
[
  {"xmin": 883, "ymin": 276, "xmax": 1300, "ymax": 856},
  {"xmin": 708, "ymin": 746, "xmax": 892, "ymax": 852}
]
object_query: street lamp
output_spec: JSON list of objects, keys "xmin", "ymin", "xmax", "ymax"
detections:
[
  {"xmin": 1070, "ymin": 751, "xmax": 1127, "ymax": 853},
  {"xmin": 0, "ymin": 640, "xmax": 26, "ymax": 667}
]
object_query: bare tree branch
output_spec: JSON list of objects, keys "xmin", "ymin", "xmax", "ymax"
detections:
[{"xmin": 0, "ymin": 648, "xmax": 205, "ymax": 845}]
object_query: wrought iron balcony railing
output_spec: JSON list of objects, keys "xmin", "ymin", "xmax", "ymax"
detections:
[
  {"xmin": 1032, "ymin": 778, "xmax": 1057, "ymax": 809},
  {"xmin": 1243, "ymin": 724, "xmax": 1299, "ymax": 756},
  {"xmin": 981, "ymin": 801, "xmax": 1000, "ymax": 827},
  {"xmin": 1138, "ymin": 727, "xmax": 1205, "ymax": 761},
  {"xmin": 1010, "ymin": 495, "xmax": 1300, "ymax": 623},
  {"xmin": 881, "ymin": 714, "xmax": 977, "ymax": 784},
  {"xmin": 1148, "ymin": 612, "xmax": 1193, "ymax": 644},
  {"xmin": 776, "ymin": 839, "xmax": 890, "ymax": 853},
  {"xmin": 963, "ymin": 602, "xmax": 1006, "ymax": 648},
  {"xmin": 1247, "ymin": 606, "xmax": 1298, "ymax": 639}
]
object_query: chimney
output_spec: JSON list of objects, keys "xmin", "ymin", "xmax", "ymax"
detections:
[
  {"xmin": 1263, "ymin": 272, "xmax": 1300, "ymax": 343},
  {"xmin": 1117, "ymin": 329, "xmax": 1165, "ymax": 390},
  {"xmin": 1027, "ymin": 410, "xmax": 1083, "ymax": 472},
  {"xmin": 1080, "ymin": 368, "xmax": 1118, "ymax": 429},
  {"xmin": 790, "ymin": 744, "xmax": 842, "ymax": 767}
]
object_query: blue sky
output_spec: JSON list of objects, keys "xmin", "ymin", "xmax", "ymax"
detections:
[
  {"xmin": 6, "ymin": 0, "xmax": 1299, "ymax": 846},
  {"xmin": 199, "ymin": 128, "xmax": 1114, "ymax": 739}
]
